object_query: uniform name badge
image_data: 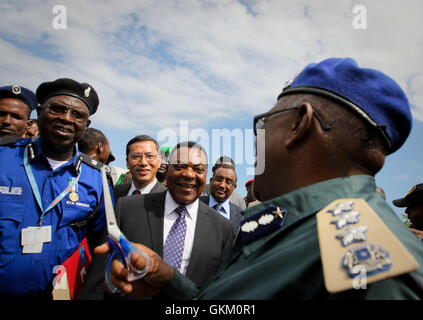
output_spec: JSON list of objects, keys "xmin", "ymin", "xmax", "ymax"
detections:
[
  {"xmin": 69, "ymin": 177, "xmax": 79, "ymax": 202},
  {"xmin": 21, "ymin": 226, "xmax": 52, "ymax": 254}
]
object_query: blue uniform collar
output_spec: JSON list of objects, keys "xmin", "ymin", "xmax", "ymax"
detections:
[
  {"xmin": 241, "ymin": 175, "xmax": 377, "ymax": 256},
  {"xmin": 27, "ymin": 137, "xmax": 81, "ymax": 174}
]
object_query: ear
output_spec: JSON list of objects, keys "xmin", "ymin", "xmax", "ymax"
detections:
[
  {"xmin": 96, "ymin": 143, "xmax": 103, "ymax": 154},
  {"xmin": 285, "ymin": 102, "xmax": 314, "ymax": 149}
]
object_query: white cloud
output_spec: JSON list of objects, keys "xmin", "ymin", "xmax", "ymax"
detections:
[{"xmin": 0, "ymin": 0, "xmax": 422, "ymax": 134}]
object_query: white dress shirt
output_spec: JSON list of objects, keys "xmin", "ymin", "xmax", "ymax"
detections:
[
  {"xmin": 163, "ymin": 191, "xmax": 198, "ymax": 275},
  {"xmin": 126, "ymin": 178, "xmax": 159, "ymax": 196}
]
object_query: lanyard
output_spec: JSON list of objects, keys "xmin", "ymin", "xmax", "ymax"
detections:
[{"xmin": 23, "ymin": 144, "xmax": 81, "ymax": 226}]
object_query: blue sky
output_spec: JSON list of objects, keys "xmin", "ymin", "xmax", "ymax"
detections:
[{"xmin": 1, "ymin": 0, "xmax": 422, "ymax": 218}]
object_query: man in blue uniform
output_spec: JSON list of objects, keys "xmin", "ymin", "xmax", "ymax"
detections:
[
  {"xmin": 0, "ymin": 78, "xmax": 110, "ymax": 298},
  {"xmin": 0, "ymin": 85, "xmax": 38, "ymax": 138},
  {"xmin": 102, "ymin": 58, "xmax": 423, "ymax": 300}
]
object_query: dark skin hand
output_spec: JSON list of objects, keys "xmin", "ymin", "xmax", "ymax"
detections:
[{"xmin": 94, "ymin": 242, "xmax": 175, "ymax": 297}]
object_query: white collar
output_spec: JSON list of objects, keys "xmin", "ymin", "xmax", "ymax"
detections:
[
  {"xmin": 164, "ymin": 190, "xmax": 199, "ymax": 220},
  {"xmin": 127, "ymin": 178, "xmax": 158, "ymax": 195}
]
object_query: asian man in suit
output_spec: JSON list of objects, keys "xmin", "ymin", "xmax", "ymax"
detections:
[
  {"xmin": 79, "ymin": 141, "xmax": 234, "ymax": 299},
  {"xmin": 114, "ymin": 135, "xmax": 167, "ymax": 201}
]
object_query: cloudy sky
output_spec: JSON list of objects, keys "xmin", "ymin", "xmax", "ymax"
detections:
[{"xmin": 1, "ymin": 0, "xmax": 422, "ymax": 217}]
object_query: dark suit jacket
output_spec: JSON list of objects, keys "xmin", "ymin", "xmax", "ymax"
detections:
[
  {"xmin": 78, "ymin": 191, "xmax": 234, "ymax": 300},
  {"xmin": 200, "ymin": 195, "xmax": 243, "ymax": 236},
  {"xmin": 114, "ymin": 180, "xmax": 167, "ymax": 202}
]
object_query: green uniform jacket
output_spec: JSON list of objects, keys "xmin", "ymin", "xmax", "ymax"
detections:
[{"xmin": 162, "ymin": 175, "xmax": 423, "ymax": 299}]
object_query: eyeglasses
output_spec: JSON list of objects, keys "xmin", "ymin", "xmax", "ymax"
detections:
[
  {"xmin": 253, "ymin": 106, "xmax": 331, "ymax": 136},
  {"xmin": 213, "ymin": 176, "xmax": 236, "ymax": 186},
  {"xmin": 46, "ymin": 104, "xmax": 89, "ymax": 122},
  {"xmin": 129, "ymin": 153, "xmax": 159, "ymax": 162}
]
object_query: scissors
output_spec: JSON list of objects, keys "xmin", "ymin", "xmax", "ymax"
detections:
[{"xmin": 101, "ymin": 166, "xmax": 151, "ymax": 294}]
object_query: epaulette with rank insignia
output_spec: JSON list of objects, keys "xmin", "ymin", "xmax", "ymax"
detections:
[
  {"xmin": 77, "ymin": 153, "xmax": 111, "ymax": 173},
  {"xmin": 240, "ymin": 205, "xmax": 287, "ymax": 244},
  {"xmin": 77, "ymin": 153, "xmax": 113, "ymax": 186},
  {"xmin": 70, "ymin": 154, "xmax": 113, "ymax": 229},
  {"xmin": 317, "ymin": 198, "xmax": 419, "ymax": 293}
]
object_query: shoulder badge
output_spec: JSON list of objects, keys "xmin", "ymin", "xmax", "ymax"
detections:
[
  {"xmin": 240, "ymin": 205, "xmax": 287, "ymax": 244},
  {"xmin": 78, "ymin": 153, "xmax": 111, "ymax": 174},
  {"xmin": 317, "ymin": 198, "xmax": 419, "ymax": 293},
  {"xmin": 11, "ymin": 85, "xmax": 21, "ymax": 95}
]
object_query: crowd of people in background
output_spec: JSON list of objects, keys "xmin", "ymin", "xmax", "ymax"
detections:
[{"xmin": 0, "ymin": 57, "xmax": 422, "ymax": 300}]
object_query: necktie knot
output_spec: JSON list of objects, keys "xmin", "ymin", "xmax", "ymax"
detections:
[
  {"xmin": 214, "ymin": 203, "xmax": 223, "ymax": 212},
  {"xmin": 132, "ymin": 189, "xmax": 141, "ymax": 195},
  {"xmin": 175, "ymin": 205, "xmax": 187, "ymax": 216}
]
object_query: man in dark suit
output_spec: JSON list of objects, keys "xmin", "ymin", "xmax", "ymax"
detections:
[
  {"xmin": 200, "ymin": 164, "xmax": 243, "ymax": 235},
  {"xmin": 79, "ymin": 141, "xmax": 234, "ymax": 299},
  {"xmin": 114, "ymin": 135, "xmax": 166, "ymax": 201},
  {"xmin": 202, "ymin": 156, "xmax": 247, "ymax": 210}
]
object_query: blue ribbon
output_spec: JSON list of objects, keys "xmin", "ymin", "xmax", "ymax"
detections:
[{"xmin": 23, "ymin": 144, "xmax": 81, "ymax": 226}]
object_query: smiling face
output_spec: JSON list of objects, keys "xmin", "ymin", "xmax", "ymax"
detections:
[
  {"xmin": 166, "ymin": 146, "xmax": 208, "ymax": 205},
  {"xmin": 126, "ymin": 140, "xmax": 161, "ymax": 189},
  {"xmin": 210, "ymin": 167, "xmax": 237, "ymax": 203},
  {"xmin": 37, "ymin": 95, "xmax": 90, "ymax": 160}
]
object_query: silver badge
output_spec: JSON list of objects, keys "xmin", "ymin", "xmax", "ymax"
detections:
[
  {"xmin": 327, "ymin": 201, "xmax": 354, "ymax": 216},
  {"xmin": 342, "ymin": 243, "xmax": 391, "ymax": 278},
  {"xmin": 330, "ymin": 211, "xmax": 360, "ymax": 229},
  {"xmin": 335, "ymin": 225, "xmax": 368, "ymax": 246},
  {"xmin": 272, "ymin": 207, "xmax": 284, "ymax": 219},
  {"xmin": 11, "ymin": 85, "xmax": 21, "ymax": 95},
  {"xmin": 84, "ymin": 86, "xmax": 91, "ymax": 97}
]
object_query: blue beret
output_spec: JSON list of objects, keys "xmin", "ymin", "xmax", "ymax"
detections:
[
  {"xmin": 278, "ymin": 58, "xmax": 412, "ymax": 154},
  {"xmin": 0, "ymin": 85, "xmax": 38, "ymax": 111},
  {"xmin": 36, "ymin": 78, "xmax": 99, "ymax": 115}
]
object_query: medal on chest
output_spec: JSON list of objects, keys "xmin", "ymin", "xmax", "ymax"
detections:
[{"xmin": 69, "ymin": 177, "xmax": 79, "ymax": 202}]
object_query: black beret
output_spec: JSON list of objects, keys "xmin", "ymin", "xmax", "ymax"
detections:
[
  {"xmin": 36, "ymin": 78, "xmax": 99, "ymax": 115},
  {"xmin": 392, "ymin": 184, "xmax": 423, "ymax": 207},
  {"xmin": 0, "ymin": 85, "xmax": 38, "ymax": 110}
]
